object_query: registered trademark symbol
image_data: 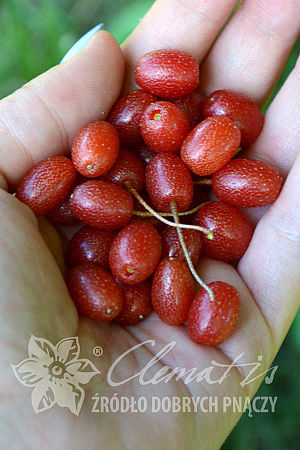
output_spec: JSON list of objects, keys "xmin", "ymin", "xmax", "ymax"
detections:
[{"xmin": 93, "ymin": 346, "xmax": 103, "ymax": 357}]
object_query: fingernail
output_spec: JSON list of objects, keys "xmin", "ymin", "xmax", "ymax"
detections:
[{"xmin": 60, "ymin": 23, "xmax": 104, "ymax": 64}]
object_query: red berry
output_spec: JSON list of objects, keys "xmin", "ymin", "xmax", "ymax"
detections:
[
  {"xmin": 135, "ymin": 49, "xmax": 199, "ymax": 98},
  {"xmin": 70, "ymin": 180, "xmax": 133, "ymax": 229},
  {"xmin": 162, "ymin": 91, "xmax": 205, "ymax": 127},
  {"xmin": 108, "ymin": 89, "xmax": 156, "ymax": 146},
  {"xmin": 161, "ymin": 227, "xmax": 202, "ymax": 265},
  {"xmin": 145, "ymin": 153, "xmax": 193, "ymax": 212},
  {"xmin": 181, "ymin": 116, "xmax": 241, "ymax": 176},
  {"xmin": 152, "ymin": 258, "xmax": 195, "ymax": 325},
  {"xmin": 115, "ymin": 281, "xmax": 152, "ymax": 326},
  {"xmin": 109, "ymin": 222, "xmax": 162, "ymax": 285},
  {"xmin": 66, "ymin": 264, "xmax": 123, "ymax": 322},
  {"xmin": 71, "ymin": 121, "xmax": 119, "ymax": 177},
  {"xmin": 187, "ymin": 281, "xmax": 240, "ymax": 345},
  {"xmin": 103, "ymin": 148, "xmax": 145, "ymax": 192},
  {"xmin": 67, "ymin": 225, "xmax": 116, "ymax": 269},
  {"xmin": 194, "ymin": 201, "xmax": 253, "ymax": 261},
  {"xmin": 16, "ymin": 156, "xmax": 77, "ymax": 216},
  {"xmin": 47, "ymin": 194, "xmax": 79, "ymax": 225},
  {"xmin": 212, "ymin": 158, "xmax": 283, "ymax": 207},
  {"xmin": 133, "ymin": 144, "xmax": 156, "ymax": 166},
  {"xmin": 203, "ymin": 90, "xmax": 263, "ymax": 148},
  {"xmin": 140, "ymin": 101, "xmax": 190, "ymax": 153}
]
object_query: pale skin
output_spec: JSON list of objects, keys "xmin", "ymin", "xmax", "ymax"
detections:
[{"xmin": 0, "ymin": 0, "xmax": 299, "ymax": 448}]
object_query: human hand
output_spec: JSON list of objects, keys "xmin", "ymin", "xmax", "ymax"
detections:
[{"xmin": 0, "ymin": 1, "xmax": 299, "ymax": 448}]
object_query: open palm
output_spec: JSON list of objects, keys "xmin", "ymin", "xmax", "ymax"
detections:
[{"xmin": 0, "ymin": 1, "xmax": 299, "ymax": 448}]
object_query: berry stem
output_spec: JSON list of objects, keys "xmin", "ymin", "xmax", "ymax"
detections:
[
  {"xmin": 170, "ymin": 201, "xmax": 214, "ymax": 302},
  {"xmin": 132, "ymin": 202, "xmax": 208, "ymax": 217},
  {"xmin": 125, "ymin": 182, "xmax": 213, "ymax": 239},
  {"xmin": 193, "ymin": 179, "xmax": 212, "ymax": 186}
]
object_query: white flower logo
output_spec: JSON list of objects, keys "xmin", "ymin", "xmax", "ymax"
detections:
[{"xmin": 11, "ymin": 335, "xmax": 100, "ymax": 416}]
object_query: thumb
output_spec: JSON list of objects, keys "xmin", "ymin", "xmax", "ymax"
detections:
[{"xmin": 0, "ymin": 30, "xmax": 124, "ymax": 188}]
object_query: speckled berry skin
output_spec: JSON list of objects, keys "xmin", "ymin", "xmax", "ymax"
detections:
[
  {"xmin": 70, "ymin": 180, "xmax": 133, "ymax": 229},
  {"xmin": 135, "ymin": 50, "xmax": 199, "ymax": 98},
  {"xmin": 67, "ymin": 225, "xmax": 116, "ymax": 269},
  {"xmin": 133, "ymin": 144, "xmax": 156, "ymax": 166},
  {"xmin": 16, "ymin": 156, "xmax": 77, "ymax": 216},
  {"xmin": 47, "ymin": 194, "xmax": 79, "ymax": 225},
  {"xmin": 161, "ymin": 227, "xmax": 202, "ymax": 265},
  {"xmin": 152, "ymin": 258, "xmax": 195, "ymax": 325},
  {"xmin": 109, "ymin": 222, "xmax": 162, "ymax": 285},
  {"xmin": 194, "ymin": 201, "xmax": 253, "ymax": 261},
  {"xmin": 145, "ymin": 153, "xmax": 193, "ymax": 212},
  {"xmin": 71, "ymin": 121, "xmax": 119, "ymax": 177},
  {"xmin": 115, "ymin": 281, "xmax": 152, "ymax": 326},
  {"xmin": 103, "ymin": 148, "xmax": 145, "ymax": 192},
  {"xmin": 66, "ymin": 264, "xmax": 123, "ymax": 322},
  {"xmin": 203, "ymin": 90, "xmax": 263, "ymax": 148},
  {"xmin": 108, "ymin": 89, "xmax": 156, "ymax": 146},
  {"xmin": 187, "ymin": 281, "xmax": 240, "ymax": 345},
  {"xmin": 180, "ymin": 116, "xmax": 241, "ymax": 176},
  {"xmin": 162, "ymin": 91, "xmax": 205, "ymax": 127},
  {"xmin": 212, "ymin": 158, "xmax": 283, "ymax": 207},
  {"xmin": 140, "ymin": 101, "xmax": 191, "ymax": 153}
]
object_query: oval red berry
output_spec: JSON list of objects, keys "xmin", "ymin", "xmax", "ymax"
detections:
[
  {"xmin": 108, "ymin": 89, "xmax": 156, "ymax": 146},
  {"xmin": 152, "ymin": 258, "xmax": 195, "ymax": 325},
  {"xmin": 145, "ymin": 153, "xmax": 193, "ymax": 212},
  {"xmin": 203, "ymin": 90, "xmax": 263, "ymax": 148},
  {"xmin": 71, "ymin": 121, "xmax": 119, "ymax": 177},
  {"xmin": 103, "ymin": 148, "xmax": 145, "ymax": 192},
  {"xmin": 109, "ymin": 222, "xmax": 162, "ymax": 285},
  {"xmin": 161, "ymin": 227, "xmax": 202, "ymax": 266},
  {"xmin": 135, "ymin": 49, "xmax": 199, "ymax": 98},
  {"xmin": 212, "ymin": 158, "xmax": 283, "ymax": 207},
  {"xmin": 115, "ymin": 281, "xmax": 152, "ymax": 326},
  {"xmin": 180, "ymin": 116, "xmax": 241, "ymax": 176},
  {"xmin": 16, "ymin": 156, "xmax": 77, "ymax": 216},
  {"xmin": 70, "ymin": 180, "xmax": 133, "ymax": 229},
  {"xmin": 194, "ymin": 201, "xmax": 253, "ymax": 261},
  {"xmin": 67, "ymin": 225, "xmax": 116, "ymax": 269},
  {"xmin": 66, "ymin": 264, "xmax": 123, "ymax": 322},
  {"xmin": 187, "ymin": 281, "xmax": 240, "ymax": 345},
  {"xmin": 162, "ymin": 91, "xmax": 204, "ymax": 127},
  {"xmin": 140, "ymin": 101, "xmax": 190, "ymax": 153}
]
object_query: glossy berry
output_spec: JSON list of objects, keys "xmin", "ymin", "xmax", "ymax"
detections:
[
  {"xmin": 161, "ymin": 227, "xmax": 202, "ymax": 265},
  {"xmin": 115, "ymin": 281, "xmax": 152, "ymax": 326},
  {"xmin": 203, "ymin": 90, "xmax": 263, "ymax": 148},
  {"xmin": 145, "ymin": 153, "xmax": 193, "ymax": 212},
  {"xmin": 187, "ymin": 281, "xmax": 240, "ymax": 345},
  {"xmin": 103, "ymin": 148, "xmax": 145, "ymax": 192},
  {"xmin": 47, "ymin": 194, "xmax": 79, "ymax": 225},
  {"xmin": 133, "ymin": 144, "xmax": 156, "ymax": 166},
  {"xmin": 109, "ymin": 222, "xmax": 162, "ymax": 285},
  {"xmin": 108, "ymin": 89, "xmax": 156, "ymax": 146},
  {"xmin": 135, "ymin": 49, "xmax": 199, "ymax": 98},
  {"xmin": 194, "ymin": 201, "xmax": 253, "ymax": 261},
  {"xmin": 152, "ymin": 258, "xmax": 195, "ymax": 325},
  {"xmin": 212, "ymin": 158, "xmax": 283, "ymax": 207},
  {"xmin": 16, "ymin": 156, "xmax": 77, "ymax": 216},
  {"xmin": 180, "ymin": 116, "xmax": 241, "ymax": 176},
  {"xmin": 140, "ymin": 101, "xmax": 190, "ymax": 153},
  {"xmin": 71, "ymin": 121, "xmax": 119, "ymax": 177},
  {"xmin": 162, "ymin": 91, "xmax": 205, "ymax": 127},
  {"xmin": 66, "ymin": 264, "xmax": 123, "ymax": 322},
  {"xmin": 70, "ymin": 180, "xmax": 133, "ymax": 229},
  {"xmin": 67, "ymin": 225, "xmax": 116, "ymax": 269}
]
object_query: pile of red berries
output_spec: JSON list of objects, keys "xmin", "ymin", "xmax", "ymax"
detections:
[{"xmin": 15, "ymin": 49, "xmax": 283, "ymax": 346}]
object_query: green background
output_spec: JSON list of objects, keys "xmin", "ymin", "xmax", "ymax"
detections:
[{"xmin": 1, "ymin": 0, "xmax": 299, "ymax": 448}]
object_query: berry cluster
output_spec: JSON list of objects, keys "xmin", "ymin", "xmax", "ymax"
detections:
[{"xmin": 15, "ymin": 49, "xmax": 283, "ymax": 346}]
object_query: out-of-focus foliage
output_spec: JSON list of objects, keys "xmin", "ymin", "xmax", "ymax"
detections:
[{"xmin": 0, "ymin": 1, "xmax": 299, "ymax": 448}]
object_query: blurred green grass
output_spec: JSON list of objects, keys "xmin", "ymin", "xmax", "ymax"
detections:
[{"xmin": 1, "ymin": 1, "xmax": 299, "ymax": 448}]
